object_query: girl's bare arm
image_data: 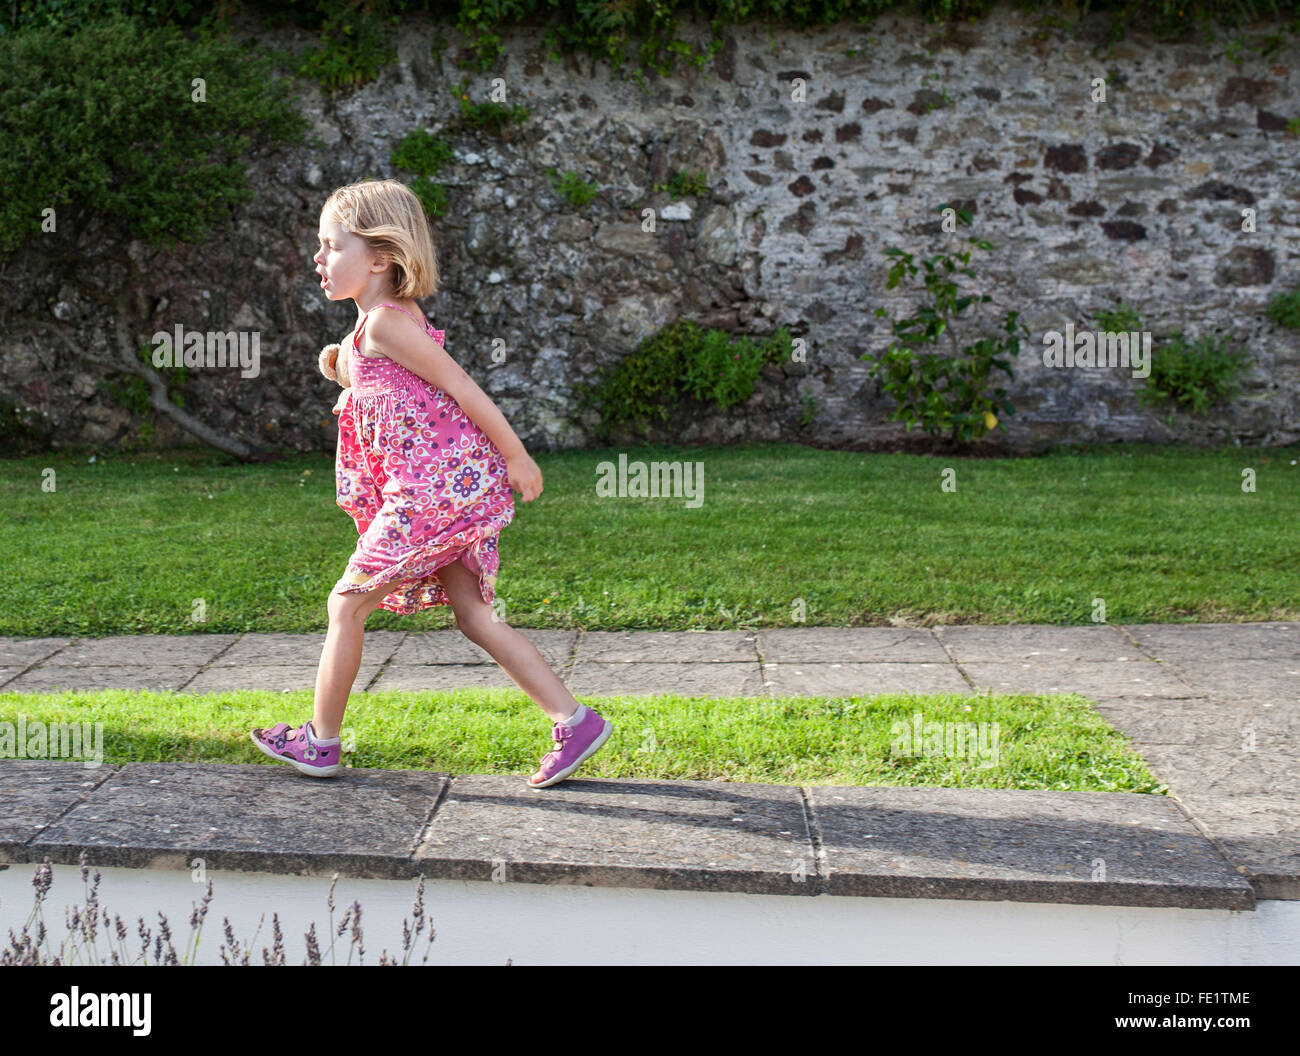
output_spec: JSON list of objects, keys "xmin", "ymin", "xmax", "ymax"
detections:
[{"xmin": 362, "ymin": 311, "xmax": 527, "ymax": 460}]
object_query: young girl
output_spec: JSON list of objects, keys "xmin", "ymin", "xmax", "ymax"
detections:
[{"xmin": 250, "ymin": 178, "xmax": 612, "ymax": 789}]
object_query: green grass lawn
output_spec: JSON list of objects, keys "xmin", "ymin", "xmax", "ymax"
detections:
[
  {"xmin": 1, "ymin": 440, "xmax": 1295, "ymax": 636},
  {"xmin": 0, "ymin": 439, "xmax": 1292, "ymax": 792},
  {"xmin": 1, "ymin": 687, "xmax": 1167, "ymax": 792}
]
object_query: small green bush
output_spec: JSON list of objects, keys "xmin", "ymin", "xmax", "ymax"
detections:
[
  {"xmin": 391, "ymin": 127, "xmax": 456, "ymax": 175},
  {"xmin": 798, "ymin": 388, "xmax": 818, "ymax": 429},
  {"xmin": 574, "ymin": 319, "xmax": 794, "ymax": 441},
  {"xmin": 1265, "ymin": 287, "xmax": 1300, "ymax": 329},
  {"xmin": 391, "ymin": 128, "xmax": 456, "ymax": 219},
  {"xmin": 679, "ymin": 325, "xmax": 786, "ymax": 408},
  {"xmin": 457, "ymin": 98, "xmax": 530, "ymax": 134},
  {"xmin": 1094, "ymin": 301, "xmax": 1144, "ymax": 334},
  {"xmin": 547, "ymin": 167, "xmax": 600, "ymax": 208},
  {"xmin": 862, "ymin": 203, "xmax": 1023, "ymax": 446},
  {"xmin": 1138, "ymin": 331, "xmax": 1249, "ymax": 416},
  {"xmin": 100, "ymin": 345, "xmax": 189, "ymax": 415},
  {"xmin": 656, "ymin": 170, "xmax": 709, "ymax": 199},
  {"xmin": 408, "ymin": 175, "xmax": 449, "ymax": 218},
  {"xmin": 293, "ymin": 7, "xmax": 399, "ymax": 94}
]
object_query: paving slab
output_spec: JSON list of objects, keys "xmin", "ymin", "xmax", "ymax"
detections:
[
  {"xmin": 808, "ymin": 785, "xmax": 1254, "ymax": 909},
  {"xmin": 391, "ymin": 629, "xmax": 576, "ymax": 670},
  {"xmin": 413, "ymin": 774, "xmax": 815, "ymax": 895},
  {"xmin": 0, "ymin": 637, "xmax": 77, "ymax": 667},
  {"xmin": 25, "ymin": 762, "xmax": 448, "ymax": 879},
  {"xmin": 390, "ymin": 629, "xmax": 493, "ymax": 665},
  {"xmin": 762, "ymin": 661, "xmax": 971, "ymax": 696},
  {"xmin": 961, "ymin": 659, "xmax": 1196, "ymax": 698},
  {"xmin": 1163, "ymin": 791, "xmax": 1300, "ymax": 900},
  {"xmin": 1090, "ymin": 696, "xmax": 1300, "ymax": 747},
  {"xmin": 758, "ymin": 627, "xmax": 950, "ymax": 663},
  {"xmin": 1124, "ymin": 622, "xmax": 1300, "ymax": 662},
  {"xmin": 32, "ymin": 635, "xmax": 240, "ymax": 666},
  {"xmin": 182, "ymin": 662, "xmax": 387, "ymax": 693},
  {"xmin": 567, "ymin": 661, "xmax": 766, "ymax": 698},
  {"xmin": 934, "ymin": 624, "xmax": 1143, "ymax": 663},
  {"xmin": 1134, "ymin": 743, "xmax": 1300, "ymax": 798},
  {"xmin": 1154, "ymin": 658, "xmax": 1300, "ymax": 698},
  {"xmin": 214, "ymin": 631, "xmax": 404, "ymax": 665},
  {"xmin": 0, "ymin": 760, "xmax": 122, "ymax": 863},
  {"xmin": 371, "ymin": 664, "xmax": 525, "ymax": 691},
  {"xmin": 2, "ymin": 667, "xmax": 200, "ymax": 693},
  {"xmin": 0, "ymin": 758, "xmax": 1272, "ymax": 909},
  {"xmin": 576, "ymin": 630, "xmax": 758, "ymax": 663}
]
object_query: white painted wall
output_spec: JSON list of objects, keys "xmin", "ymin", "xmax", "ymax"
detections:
[{"xmin": 1, "ymin": 863, "xmax": 1296, "ymax": 965}]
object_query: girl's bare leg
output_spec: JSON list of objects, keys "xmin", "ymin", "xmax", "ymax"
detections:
[
  {"xmin": 435, "ymin": 556, "xmax": 580, "ymax": 723},
  {"xmin": 312, "ymin": 575, "xmax": 394, "ymax": 740}
]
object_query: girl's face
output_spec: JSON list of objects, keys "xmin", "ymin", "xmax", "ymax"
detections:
[{"xmin": 313, "ymin": 211, "xmax": 383, "ymax": 301}]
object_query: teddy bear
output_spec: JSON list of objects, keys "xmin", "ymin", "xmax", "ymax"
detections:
[{"xmin": 318, "ymin": 341, "xmax": 351, "ymax": 414}]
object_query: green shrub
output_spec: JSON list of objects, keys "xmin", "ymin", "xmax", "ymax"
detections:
[
  {"xmin": 547, "ymin": 167, "xmax": 600, "ymax": 208},
  {"xmin": 1094, "ymin": 301, "xmax": 1144, "ymax": 334},
  {"xmin": 1089, "ymin": 302, "xmax": 1251, "ymax": 419},
  {"xmin": 292, "ymin": 6, "xmax": 399, "ymax": 94},
  {"xmin": 656, "ymin": 170, "xmax": 709, "ymax": 199},
  {"xmin": 391, "ymin": 127, "xmax": 456, "ymax": 174},
  {"xmin": 391, "ymin": 128, "xmax": 456, "ymax": 218},
  {"xmin": 0, "ymin": 0, "xmax": 215, "ymax": 36},
  {"xmin": 0, "ymin": 11, "xmax": 309, "ymax": 259},
  {"xmin": 408, "ymin": 175, "xmax": 449, "ymax": 218},
  {"xmin": 1138, "ymin": 331, "xmax": 1249, "ymax": 416},
  {"xmin": 1265, "ymin": 287, "xmax": 1300, "ymax": 329},
  {"xmin": 679, "ymin": 324, "xmax": 786, "ymax": 408},
  {"xmin": 6, "ymin": 2, "xmax": 1298, "ymax": 94},
  {"xmin": 798, "ymin": 388, "xmax": 818, "ymax": 429},
  {"xmin": 457, "ymin": 97, "xmax": 530, "ymax": 134},
  {"xmin": 574, "ymin": 319, "xmax": 794, "ymax": 441},
  {"xmin": 861, "ymin": 203, "xmax": 1023, "ymax": 446}
]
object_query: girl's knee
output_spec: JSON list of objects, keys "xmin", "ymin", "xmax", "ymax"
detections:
[
  {"xmin": 455, "ymin": 606, "xmax": 501, "ymax": 644},
  {"xmin": 454, "ymin": 611, "xmax": 485, "ymax": 642},
  {"xmin": 329, "ymin": 585, "xmax": 382, "ymax": 622}
]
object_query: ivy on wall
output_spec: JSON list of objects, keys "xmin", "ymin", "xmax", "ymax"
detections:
[{"xmin": 4, "ymin": 1, "xmax": 1299, "ymax": 94}]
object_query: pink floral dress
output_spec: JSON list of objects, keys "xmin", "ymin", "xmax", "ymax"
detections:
[{"xmin": 332, "ymin": 303, "xmax": 515, "ymax": 615}]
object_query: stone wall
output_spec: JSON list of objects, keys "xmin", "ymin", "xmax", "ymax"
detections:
[{"xmin": 4, "ymin": 6, "xmax": 1299, "ymax": 455}]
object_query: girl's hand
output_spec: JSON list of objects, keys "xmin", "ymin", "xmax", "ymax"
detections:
[{"xmin": 505, "ymin": 453, "xmax": 542, "ymax": 502}]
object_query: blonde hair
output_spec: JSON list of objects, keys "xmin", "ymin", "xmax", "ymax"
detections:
[{"xmin": 321, "ymin": 178, "xmax": 440, "ymax": 299}]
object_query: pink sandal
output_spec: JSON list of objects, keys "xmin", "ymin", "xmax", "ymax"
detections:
[
  {"xmin": 528, "ymin": 707, "xmax": 613, "ymax": 788},
  {"xmin": 250, "ymin": 720, "xmax": 342, "ymax": 778}
]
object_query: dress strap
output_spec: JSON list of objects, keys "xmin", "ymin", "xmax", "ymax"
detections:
[{"xmin": 353, "ymin": 303, "xmax": 430, "ymax": 351}]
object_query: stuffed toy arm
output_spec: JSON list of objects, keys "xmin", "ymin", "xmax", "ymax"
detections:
[{"xmin": 318, "ymin": 342, "xmax": 352, "ymax": 415}]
